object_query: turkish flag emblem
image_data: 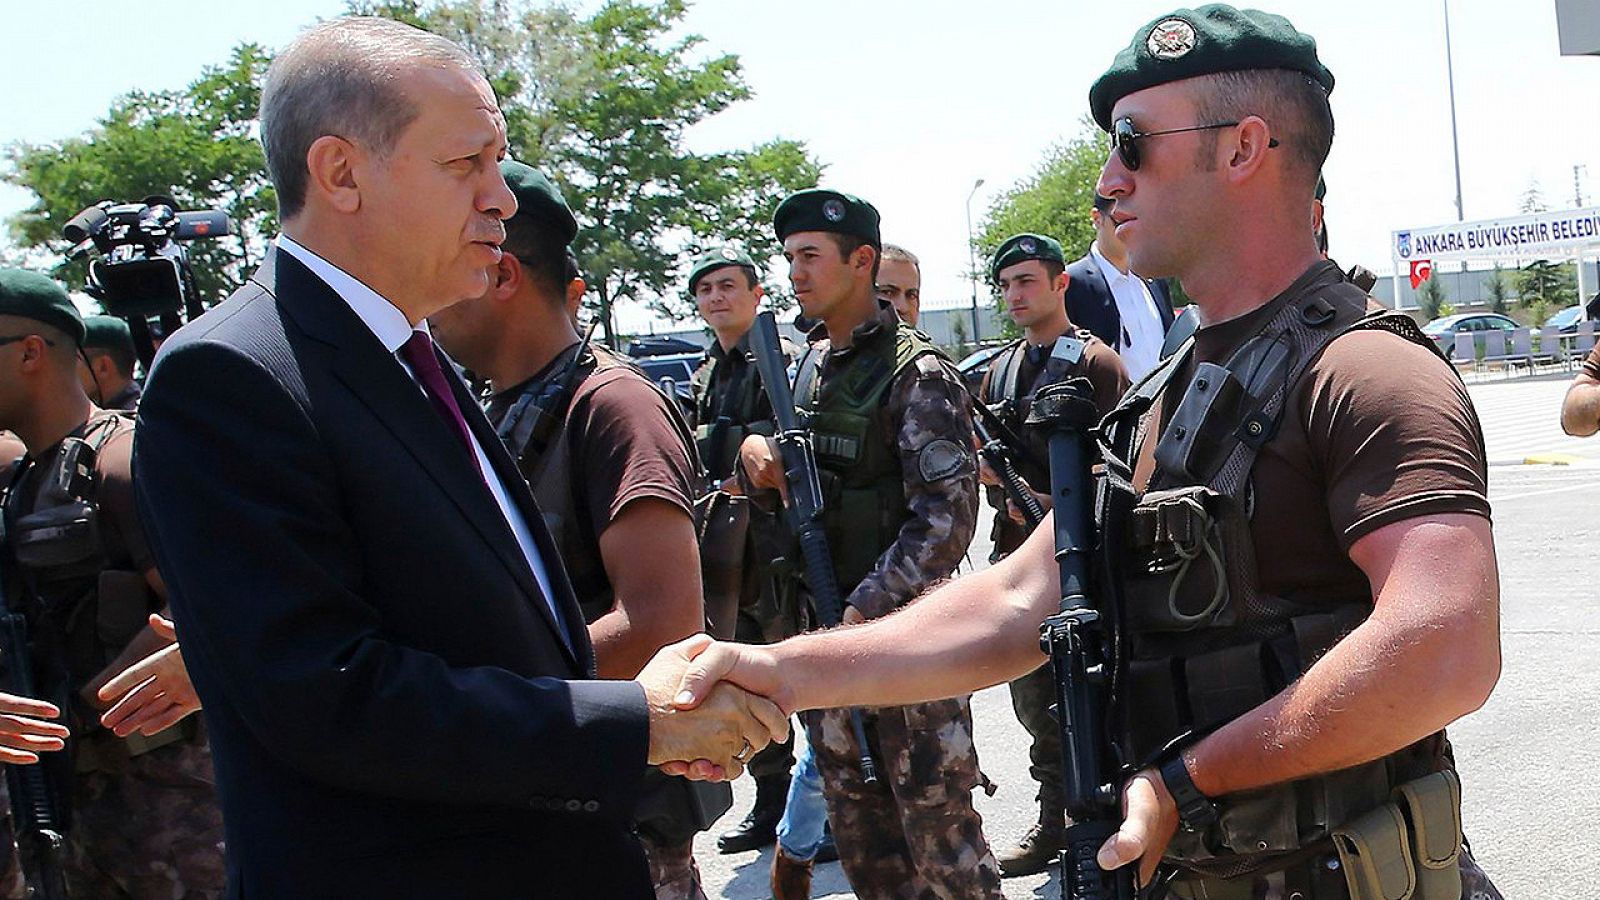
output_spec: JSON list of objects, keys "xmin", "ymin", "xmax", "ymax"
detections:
[{"xmin": 1409, "ymin": 259, "xmax": 1434, "ymax": 290}]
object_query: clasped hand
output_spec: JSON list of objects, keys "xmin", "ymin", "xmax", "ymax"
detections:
[{"xmin": 639, "ymin": 635, "xmax": 788, "ymax": 781}]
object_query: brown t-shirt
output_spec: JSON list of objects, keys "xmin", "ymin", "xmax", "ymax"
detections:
[
  {"xmin": 978, "ymin": 333, "xmax": 1130, "ymax": 554},
  {"xmin": 491, "ymin": 362, "xmax": 700, "ymax": 612},
  {"xmin": 1583, "ymin": 343, "xmax": 1600, "ymax": 381},
  {"xmin": 1135, "ymin": 262, "xmax": 1491, "ymax": 603}
]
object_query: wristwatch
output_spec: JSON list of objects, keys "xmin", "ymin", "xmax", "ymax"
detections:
[{"xmin": 1158, "ymin": 753, "xmax": 1219, "ymax": 832}]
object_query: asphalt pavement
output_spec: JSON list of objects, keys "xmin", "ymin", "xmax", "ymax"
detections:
[{"xmin": 695, "ymin": 372, "xmax": 1597, "ymax": 898}]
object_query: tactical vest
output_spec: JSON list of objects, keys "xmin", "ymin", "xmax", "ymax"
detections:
[
  {"xmin": 691, "ymin": 341, "xmax": 775, "ymax": 482},
  {"xmin": 792, "ymin": 321, "xmax": 944, "ymax": 593},
  {"xmin": 1095, "ymin": 272, "xmax": 1455, "ymax": 882},
  {"xmin": 1, "ymin": 412, "xmax": 177, "ymax": 759},
  {"xmin": 982, "ymin": 330, "xmax": 1099, "ymax": 490},
  {"xmin": 507, "ymin": 346, "xmax": 701, "ymax": 625}
]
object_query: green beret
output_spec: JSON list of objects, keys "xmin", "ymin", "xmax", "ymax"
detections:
[
  {"xmin": 0, "ymin": 268, "xmax": 84, "ymax": 345},
  {"xmin": 83, "ymin": 315, "xmax": 134, "ymax": 354},
  {"xmin": 1089, "ymin": 4, "xmax": 1335, "ymax": 131},
  {"xmin": 990, "ymin": 233, "xmax": 1065, "ymax": 281},
  {"xmin": 687, "ymin": 246, "xmax": 758, "ymax": 295},
  {"xmin": 501, "ymin": 160, "xmax": 578, "ymax": 244},
  {"xmin": 773, "ymin": 189, "xmax": 880, "ymax": 247}
]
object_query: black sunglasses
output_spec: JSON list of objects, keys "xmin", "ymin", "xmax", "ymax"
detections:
[{"xmin": 1110, "ymin": 116, "xmax": 1279, "ymax": 171}]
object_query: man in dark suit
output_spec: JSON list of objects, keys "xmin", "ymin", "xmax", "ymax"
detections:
[
  {"xmin": 1063, "ymin": 194, "xmax": 1176, "ymax": 380},
  {"xmin": 131, "ymin": 17, "xmax": 783, "ymax": 900}
]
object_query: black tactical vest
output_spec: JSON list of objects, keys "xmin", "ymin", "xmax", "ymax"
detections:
[
  {"xmin": 1095, "ymin": 270, "xmax": 1452, "ymax": 879},
  {"xmin": 791, "ymin": 320, "xmax": 944, "ymax": 593}
]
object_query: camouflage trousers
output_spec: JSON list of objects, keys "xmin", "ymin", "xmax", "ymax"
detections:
[
  {"xmin": 63, "ymin": 733, "xmax": 226, "ymax": 899},
  {"xmin": 805, "ymin": 697, "xmax": 1003, "ymax": 900},
  {"xmin": 638, "ymin": 832, "xmax": 706, "ymax": 900},
  {"xmin": 1164, "ymin": 842, "xmax": 1501, "ymax": 900},
  {"xmin": 1006, "ymin": 660, "xmax": 1063, "ymax": 812}
]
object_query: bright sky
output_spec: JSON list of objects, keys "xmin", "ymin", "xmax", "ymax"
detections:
[{"xmin": 6, "ymin": 0, "xmax": 1599, "ymax": 331}]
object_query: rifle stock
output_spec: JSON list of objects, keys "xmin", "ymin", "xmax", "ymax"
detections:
[
  {"xmin": 968, "ymin": 402, "xmax": 1045, "ymax": 530},
  {"xmin": 746, "ymin": 311, "xmax": 877, "ymax": 783},
  {"xmin": 1030, "ymin": 376, "xmax": 1134, "ymax": 900}
]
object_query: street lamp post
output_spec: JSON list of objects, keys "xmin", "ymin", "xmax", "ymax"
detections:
[{"xmin": 966, "ymin": 178, "xmax": 985, "ymax": 346}]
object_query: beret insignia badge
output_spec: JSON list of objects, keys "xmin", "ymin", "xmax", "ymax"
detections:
[
  {"xmin": 1019, "ymin": 238, "xmax": 1039, "ymax": 254},
  {"xmin": 822, "ymin": 199, "xmax": 846, "ymax": 222},
  {"xmin": 720, "ymin": 247, "xmax": 739, "ymax": 260},
  {"xmin": 1147, "ymin": 19, "xmax": 1197, "ymax": 59}
]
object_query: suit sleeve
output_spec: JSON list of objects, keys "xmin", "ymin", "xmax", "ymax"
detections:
[{"xmin": 133, "ymin": 338, "xmax": 648, "ymax": 815}]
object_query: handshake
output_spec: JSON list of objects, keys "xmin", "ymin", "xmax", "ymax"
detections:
[{"xmin": 637, "ymin": 634, "xmax": 787, "ymax": 781}]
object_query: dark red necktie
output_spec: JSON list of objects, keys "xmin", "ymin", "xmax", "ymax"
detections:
[{"xmin": 399, "ymin": 330, "xmax": 482, "ymax": 475}]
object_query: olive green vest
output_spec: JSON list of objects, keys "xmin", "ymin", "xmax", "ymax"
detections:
[
  {"xmin": 691, "ymin": 339, "xmax": 776, "ymax": 481},
  {"xmin": 792, "ymin": 321, "xmax": 944, "ymax": 593}
]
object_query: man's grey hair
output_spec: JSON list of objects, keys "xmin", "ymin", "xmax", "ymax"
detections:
[
  {"xmin": 881, "ymin": 244, "xmax": 920, "ymax": 269},
  {"xmin": 260, "ymin": 17, "xmax": 484, "ymax": 219}
]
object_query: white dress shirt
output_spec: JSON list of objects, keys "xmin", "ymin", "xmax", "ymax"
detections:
[
  {"xmin": 1090, "ymin": 241, "xmax": 1165, "ymax": 381},
  {"xmin": 277, "ymin": 236, "xmax": 567, "ymax": 640}
]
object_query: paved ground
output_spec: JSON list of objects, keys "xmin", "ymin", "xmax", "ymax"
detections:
[{"xmin": 694, "ymin": 373, "xmax": 1596, "ymax": 898}]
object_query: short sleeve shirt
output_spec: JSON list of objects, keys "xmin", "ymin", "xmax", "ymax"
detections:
[{"xmin": 1135, "ymin": 262, "xmax": 1491, "ymax": 603}]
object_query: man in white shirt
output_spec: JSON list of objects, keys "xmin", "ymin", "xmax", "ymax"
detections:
[{"xmin": 1065, "ymin": 194, "xmax": 1175, "ymax": 380}]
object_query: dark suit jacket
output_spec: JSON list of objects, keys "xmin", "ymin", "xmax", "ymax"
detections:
[
  {"xmin": 133, "ymin": 249, "xmax": 653, "ymax": 899},
  {"xmin": 1063, "ymin": 251, "xmax": 1176, "ymax": 349}
]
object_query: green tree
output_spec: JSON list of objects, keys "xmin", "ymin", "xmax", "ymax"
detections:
[
  {"xmin": 371, "ymin": 0, "xmax": 822, "ymax": 345},
  {"xmin": 973, "ymin": 122, "xmax": 1105, "ymax": 337},
  {"xmin": 1514, "ymin": 259, "xmax": 1576, "ymax": 309},
  {"xmin": 1485, "ymin": 264, "xmax": 1509, "ymax": 314},
  {"xmin": 4, "ymin": 45, "xmax": 275, "ymax": 303},
  {"xmin": 1418, "ymin": 274, "xmax": 1448, "ymax": 320}
]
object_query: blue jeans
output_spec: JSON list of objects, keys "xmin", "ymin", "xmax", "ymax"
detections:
[{"xmin": 775, "ymin": 736, "xmax": 828, "ymax": 861}]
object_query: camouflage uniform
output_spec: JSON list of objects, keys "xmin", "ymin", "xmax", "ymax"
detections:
[{"xmin": 791, "ymin": 302, "xmax": 1001, "ymax": 899}]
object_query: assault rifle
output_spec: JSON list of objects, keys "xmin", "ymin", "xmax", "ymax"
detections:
[
  {"xmin": 966, "ymin": 392, "xmax": 1046, "ymax": 530},
  {"xmin": 0, "ymin": 568, "xmax": 70, "ymax": 900},
  {"xmin": 495, "ymin": 321, "xmax": 599, "ymax": 464},
  {"xmin": 1028, "ymin": 371, "xmax": 1133, "ymax": 900},
  {"xmin": 746, "ymin": 311, "xmax": 877, "ymax": 783}
]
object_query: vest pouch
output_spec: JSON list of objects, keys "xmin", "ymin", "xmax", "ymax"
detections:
[
  {"xmin": 1123, "ymin": 486, "xmax": 1233, "ymax": 633},
  {"xmin": 10, "ymin": 500, "xmax": 101, "ymax": 577},
  {"xmin": 1393, "ymin": 771, "xmax": 1463, "ymax": 900},
  {"xmin": 1119, "ymin": 657, "xmax": 1185, "ymax": 766},
  {"xmin": 832, "ymin": 487, "xmax": 890, "ymax": 593},
  {"xmin": 695, "ymin": 491, "xmax": 748, "ymax": 641},
  {"xmin": 1332, "ymin": 803, "xmax": 1417, "ymax": 900},
  {"xmin": 1154, "ymin": 361, "xmax": 1245, "ymax": 484}
]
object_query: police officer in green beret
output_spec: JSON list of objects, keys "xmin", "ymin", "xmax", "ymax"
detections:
[
  {"xmin": 681, "ymin": 245, "xmax": 805, "ymax": 856},
  {"xmin": 78, "ymin": 314, "xmax": 142, "ymax": 411},
  {"xmin": 735, "ymin": 188, "xmax": 1001, "ymax": 898},
  {"xmin": 429, "ymin": 162, "xmax": 717, "ymax": 900},
  {"xmin": 975, "ymin": 234, "xmax": 1130, "ymax": 877},
  {"xmin": 0, "ymin": 268, "xmax": 222, "ymax": 897},
  {"xmin": 672, "ymin": 7, "xmax": 1503, "ymax": 898}
]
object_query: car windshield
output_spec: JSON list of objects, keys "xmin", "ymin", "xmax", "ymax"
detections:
[
  {"xmin": 1421, "ymin": 316, "xmax": 1463, "ymax": 335},
  {"xmin": 1546, "ymin": 306, "xmax": 1582, "ymax": 328}
]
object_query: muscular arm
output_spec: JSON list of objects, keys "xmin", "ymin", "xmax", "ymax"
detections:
[
  {"xmin": 678, "ymin": 519, "xmax": 1061, "ymax": 716},
  {"xmin": 1561, "ymin": 373, "xmax": 1600, "ymax": 436},
  {"xmin": 1185, "ymin": 512, "xmax": 1499, "ymax": 796},
  {"xmin": 591, "ymin": 498, "xmax": 703, "ymax": 679},
  {"xmin": 845, "ymin": 358, "xmax": 980, "ymax": 619}
]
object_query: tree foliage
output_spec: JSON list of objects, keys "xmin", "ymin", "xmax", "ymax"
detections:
[
  {"xmin": 360, "ymin": 0, "xmax": 822, "ymax": 344},
  {"xmin": 4, "ymin": 45, "xmax": 275, "ymax": 303},
  {"xmin": 973, "ymin": 121, "xmax": 1106, "ymax": 337},
  {"xmin": 1418, "ymin": 274, "xmax": 1448, "ymax": 320},
  {"xmin": 5, "ymin": 1, "xmax": 821, "ymax": 344}
]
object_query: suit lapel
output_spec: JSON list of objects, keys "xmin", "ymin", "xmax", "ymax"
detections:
[
  {"xmin": 258, "ymin": 250, "xmax": 582, "ymax": 667},
  {"xmin": 453, "ymin": 371, "xmax": 592, "ymax": 673}
]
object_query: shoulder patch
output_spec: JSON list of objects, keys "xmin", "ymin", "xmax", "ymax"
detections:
[{"xmin": 917, "ymin": 438, "xmax": 972, "ymax": 483}]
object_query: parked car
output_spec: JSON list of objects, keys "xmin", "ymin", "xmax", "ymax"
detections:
[
  {"xmin": 634, "ymin": 351, "xmax": 701, "ymax": 414},
  {"xmin": 1420, "ymin": 312, "xmax": 1519, "ymax": 360},
  {"xmin": 627, "ymin": 335, "xmax": 704, "ymax": 358},
  {"xmin": 956, "ymin": 343, "xmax": 1008, "ymax": 394},
  {"xmin": 1543, "ymin": 305, "xmax": 1591, "ymax": 334}
]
